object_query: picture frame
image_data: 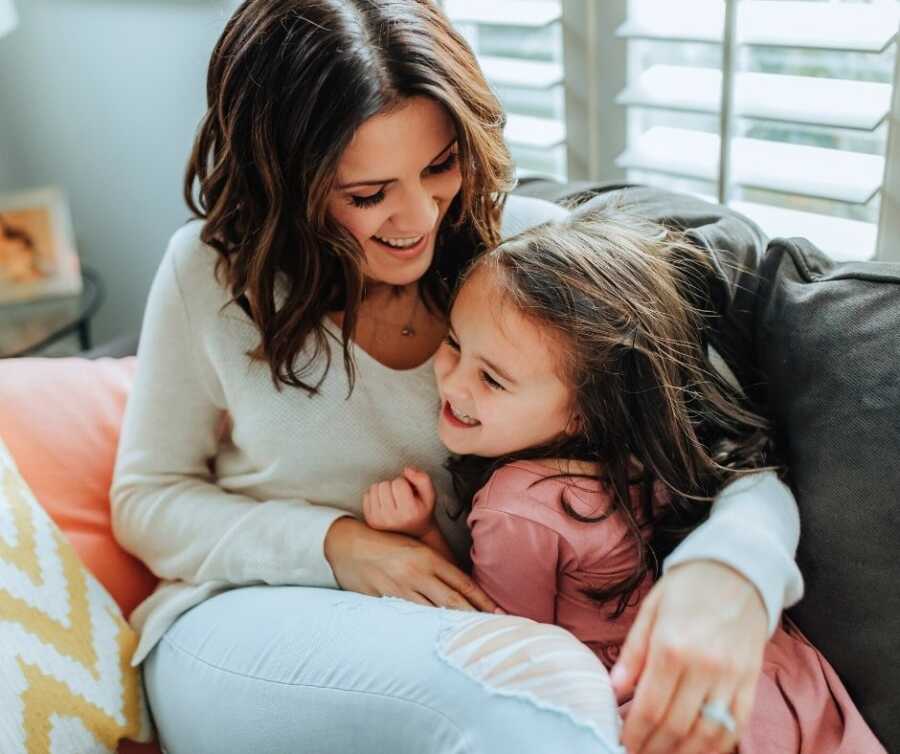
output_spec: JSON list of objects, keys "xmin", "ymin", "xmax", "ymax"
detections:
[{"xmin": 0, "ymin": 186, "xmax": 81, "ymax": 305}]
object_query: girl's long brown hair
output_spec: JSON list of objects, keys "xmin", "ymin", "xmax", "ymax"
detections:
[
  {"xmin": 185, "ymin": 0, "xmax": 513, "ymax": 392},
  {"xmin": 449, "ymin": 210, "xmax": 780, "ymax": 616}
]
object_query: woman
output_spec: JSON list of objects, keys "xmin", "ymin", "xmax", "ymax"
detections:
[{"xmin": 112, "ymin": 2, "xmax": 803, "ymax": 752}]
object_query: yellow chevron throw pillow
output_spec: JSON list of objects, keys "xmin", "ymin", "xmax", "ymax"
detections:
[{"xmin": 0, "ymin": 437, "xmax": 151, "ymax": 754}]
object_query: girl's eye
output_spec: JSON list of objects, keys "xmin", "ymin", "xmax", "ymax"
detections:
[
  {"xmin": 348, "ymin": 189, "xmax": 386, "ymax": 208},
  {"xmin": 426, "ymin": 151, "xmax": 458, "ymax": 176},
  {"xmin": 480, "ymin": 371, "xmax": 505, "ymax": 391},
  {"xmin": 445, "ymin": 334, "xmax": 460, "ymax": 351}
]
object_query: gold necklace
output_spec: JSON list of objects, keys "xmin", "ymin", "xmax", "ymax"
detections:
[
  {"xmin": 401, "ymin": 293, "xmax": 420, "ymax": 337},
  {"xmin": 362, "ymin": 286, "xmax": 421, "ymax": 337}
]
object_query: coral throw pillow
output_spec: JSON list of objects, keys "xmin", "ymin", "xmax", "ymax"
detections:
[
  {"xmin": 0, "ymin": 436, "xmax": 152, "ymax": 752},
  {"xmin": 0, "ymin": 357, "xmax": 158, "ymax": 617}
]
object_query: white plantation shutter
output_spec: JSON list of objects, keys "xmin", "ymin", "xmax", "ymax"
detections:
[
  {"xmin": 616, "ymin": 0, "xmax": 900, "ymax": 261},
  {"xmin": 444, "ymin": 0, "xmax": 568, "ymax": 180},
  {"xmin": 877, "ymin": 48, "xmax": 900, "ymax": 258},
  {"xmin": 442, "ymin": 0, "xmax": 899, "ymax": 259}
]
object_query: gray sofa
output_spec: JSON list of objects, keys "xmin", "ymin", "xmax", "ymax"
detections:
[{"xmin": 92, "ymin": 181, "xmax": 900, "ymax": 750}]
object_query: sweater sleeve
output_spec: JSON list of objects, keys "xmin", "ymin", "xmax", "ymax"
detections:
[
  {"xmin": 111, "ymin": 228, "xmax": 350, "ymax": 589},
  {"xmin": 469, "ymin": 505, "xmax": 560, "ymax": 625},
  {"xmin": 663, "ymin": 471, "xmax": 804, "ymax": 636}
]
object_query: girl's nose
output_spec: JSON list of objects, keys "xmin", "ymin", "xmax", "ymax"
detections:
[{"xmin": 440, "ymin": 362, "xmax": 471, "ymax": 403}]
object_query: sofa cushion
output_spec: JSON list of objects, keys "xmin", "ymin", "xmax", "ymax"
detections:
[
  {"xmin": 755, "ymin": 238, "xmax": 900, "ymax": 751},
  {"xmin": 0, "ymin": 357, "xmax": 158, "ymax": 617},
  {"xmin": 0, "ymin": 435, "xmax": 152, "ymax": 752}
]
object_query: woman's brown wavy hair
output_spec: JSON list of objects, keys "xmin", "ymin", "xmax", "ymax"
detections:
[
  {"xmin": 448, "ymin": 210, "xmax": 781, "ymax": 616},
  {"xmin": 185, "ymin": 0, "xmax": 513, "ymax": 393}
]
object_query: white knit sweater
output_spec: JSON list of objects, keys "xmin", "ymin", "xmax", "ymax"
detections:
[{"xmin": 112, "ymin": 195, "xmax": 803, "ymax": 664}]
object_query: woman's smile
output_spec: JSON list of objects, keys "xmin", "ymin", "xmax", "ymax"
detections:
[
  {"xmin": 372, "ymin": 233, "xmax": 424, "ymax": 249},
  {"xmin": 370, "ymin": 229, "xmax": 430, "ymax": 260}
]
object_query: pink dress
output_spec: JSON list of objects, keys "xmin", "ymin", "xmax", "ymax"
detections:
[{"xmin": 467, "ymin": 461, "xmax": 886, "ymax": 754}]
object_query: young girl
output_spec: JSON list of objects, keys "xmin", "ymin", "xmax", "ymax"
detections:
[{"xmin": 363, "ymin": 211, "xmax": 886, "ymax": 754}]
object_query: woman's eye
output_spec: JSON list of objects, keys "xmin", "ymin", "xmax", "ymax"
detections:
[
  {"xmin": 426, "ymin": 151, "xmax": 458, "ymax": 176},
  {"xmin": 480, "ymin": 371, "xmax": 504, "ymax": 391},
  {"xmin": 445, "ymin": 334, "xmax": 460, "ymax": 351},
  {"xmin": 349, "ymin": 189, "xmax": 385, "ymax": 208}
]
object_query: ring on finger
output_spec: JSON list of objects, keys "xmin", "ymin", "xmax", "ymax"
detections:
[{"xmin": 700, "ymin": 698, "xmax": 737, "ymax": 735}]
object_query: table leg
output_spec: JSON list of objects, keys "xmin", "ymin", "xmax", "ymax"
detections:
[{"xmin": 78, "ymin": 320, "xmax": 92, "ymax": 351}]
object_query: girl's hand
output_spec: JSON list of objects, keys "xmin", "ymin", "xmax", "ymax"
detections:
[
  {"xmin": 324, "ymin": 516, "xmax": 498, "ymax": 613},
  {"xmin": 611, "ymin": 561, "xmax": 767, "ymax": 754},
  {"xmin": 363, "ymin": 467, "xmax": 437, "ymax": 537}
]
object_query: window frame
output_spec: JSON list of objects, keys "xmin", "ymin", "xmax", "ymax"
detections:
[
  {"xmin": 561, "ymin": 0, "xmax": 628, "ymax": 182},
  {"xmin": 877, "ymin": 40, "xmax": 900, "ymax": 262}
]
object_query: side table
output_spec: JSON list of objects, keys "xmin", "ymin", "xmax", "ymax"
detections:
[{"xmin": 0, "ymin": 267, "xmax": 104, "ymax": 358}]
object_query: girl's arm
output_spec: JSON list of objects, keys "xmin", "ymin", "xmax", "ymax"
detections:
[
  {"xmin": 111, "ymin": 229, "xmax": 351, "ymax": 588},
  {"xmin": 362, "ymin": 470, "xmax": 457, "ymax": 564},
  {"xmin": 469, "ymin": 506, "xmax": 559, "ymax": 624}
]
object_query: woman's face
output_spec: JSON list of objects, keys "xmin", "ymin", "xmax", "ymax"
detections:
[
  {"xmin": 327, "ymin": 97, "xmax": 462, "ymax": 288},
  {"xmin": 433, "ymin": 266, "xmax": 577, "ymax": 458}
]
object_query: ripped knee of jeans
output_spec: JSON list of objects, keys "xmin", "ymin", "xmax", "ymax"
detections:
[{"xmin": 437, "ymin": 614, "xmax": 625, "ymax": 752}]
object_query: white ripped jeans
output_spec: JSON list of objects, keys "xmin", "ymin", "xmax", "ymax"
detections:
[{"xmin": 143, "ymin": 586, "xmax": 624, "ymax": 754}]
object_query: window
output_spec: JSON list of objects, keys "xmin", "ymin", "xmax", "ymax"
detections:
[
  {"xmin": 444, "ymin": 0, "xmax": 899, "ymax": 261},
  {"xmin": 616, "ymin": 0, "xmax": 900, "ymax": 261},
  {"xmin": 444, "ymin": 0, "xmax": 567, "ymax": 180}
]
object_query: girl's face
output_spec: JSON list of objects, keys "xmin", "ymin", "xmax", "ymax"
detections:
[
  {"xmin": 327, "ymin": 96, "xmax": 462, "ymax": 288},
  {"xmin": 434, "ymin": 266, "xmax": 577, "ymax": 458}
]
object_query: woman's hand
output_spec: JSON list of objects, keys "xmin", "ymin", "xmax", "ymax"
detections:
[
  {"xmin": 324, "ymin": 516, "xmax": 498, "ymax": 613},
  {"xmin": 611, "ymin": 561, "xmax": 768, "ymax": 754}
]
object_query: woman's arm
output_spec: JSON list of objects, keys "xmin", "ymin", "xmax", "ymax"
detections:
[
  {"xmin": 664, "ymin": 471, "xmax": 803, "ymax": 634},
  {"xmin": 613, "ymin": 471, "xmax": 803, "ymax": 754},
  {"xmin": 111, "ymin": 230, "xmax": 351, "ymax": 588},
  {"xmin": 114, "ymin": 229, "xmax": 497, "ymax": 613}
]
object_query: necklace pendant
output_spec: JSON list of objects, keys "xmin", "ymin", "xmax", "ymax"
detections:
[{"xmin": 401, "ymin": 325, "xmax": 415, "ymax": 337}]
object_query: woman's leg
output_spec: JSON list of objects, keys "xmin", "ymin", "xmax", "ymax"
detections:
[{"xmin": 144, "ymin": 587, "xmax": 623, "ymax": 754}]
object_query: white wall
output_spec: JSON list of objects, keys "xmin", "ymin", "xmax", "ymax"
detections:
[{"xmin": 0, "ymin": 0, "xmax": 235, "ymax": 343}]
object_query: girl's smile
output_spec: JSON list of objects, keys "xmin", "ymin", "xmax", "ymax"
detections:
[{"xmin": 442, "ymin": 400, "xmax": 481, "ymax": 428}]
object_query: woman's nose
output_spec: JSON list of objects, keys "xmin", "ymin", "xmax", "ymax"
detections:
[{"xmin": 394, "ymin": 183, "xmax": 439, "ymax": 234}]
